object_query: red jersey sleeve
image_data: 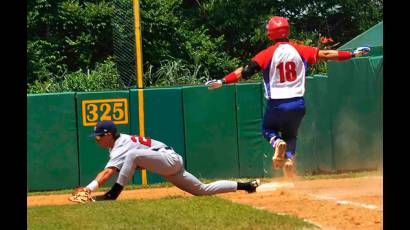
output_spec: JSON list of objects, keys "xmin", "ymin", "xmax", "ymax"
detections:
[
  {"xmin": 290, "ymin": 42, "xmax": 319, "ymax": 65},
  {"xmin": 251, "ymin": 45, "xmax": 278, "ymax": 70}
]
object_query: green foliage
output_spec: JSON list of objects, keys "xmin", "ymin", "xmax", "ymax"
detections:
[
  {"xmin": 193, "ymin": 0, "xmax": 276, "ymax": 60},
  {"xmin": 27, "ymin": 0, "xmax": 114, "ymax": 87},
  {"xmin": 144, "ymin": 59, "xmax": 210, "ymax": 87},
  {"xmin": 277, "ymin": 0, "xmax": 383, "ymax": 46},
  {"xmin": 140, "ymin": 0, "xmax": 240, "ymax": 79},
  {"xmin": 27, "ymin": 0, "xmax": 383, "ymax": 93},
  {"xmin": 59, "ymin": 58, "xmax": 124, "ymax": 92},
  {"xmin": 27, "ymin": 39, "xmax": 67, "ymax": 84},
  {"xmin": 27, "ymin": 58, "xmax": 125, "ymax": 94}
]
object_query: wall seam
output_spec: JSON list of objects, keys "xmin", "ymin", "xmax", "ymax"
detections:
[
  {"xmin": 74, "ymin": 93, "xmax": 81, "ymax": 186},
  {"xmin": 234, "ymin": 84, "xmax": 241, "ymax": 178}
]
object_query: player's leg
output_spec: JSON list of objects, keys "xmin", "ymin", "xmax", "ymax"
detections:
[
  {"xmin": 281, "ymin": 103, "xmax": 306, "ymax": 159},
  {"xmin": 117, "ymin": 148, "xmax": 183, "ymax": 186},
  {"xmin": 165, "ymin": 157, "xmax": 259, "ymax": 195},
  {"xmin": 262, "ymin": 100, "xmax": 287, "ymax": 168},
  {"xmin": 165, "ymin": 169, "xmax": 259, "ymax": 195},
  {"xmin": 281, "ymin": 99, "xmax": 306, "ymax": 177},
  {"xmin": 277, "ymin": 97, "xmax": 306, "ymax": 157},
  {"xmin": 166, "ymin": 170, "xmax": 236, "ymax": 195},
  {"xmin": 262, "ymin": 100, "xmax": 282, "ymax": 142}
]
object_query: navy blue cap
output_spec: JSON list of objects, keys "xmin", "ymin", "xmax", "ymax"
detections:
[{"xmin": 89, "ymin": 120, "xmax": 117, "ymax": 137}]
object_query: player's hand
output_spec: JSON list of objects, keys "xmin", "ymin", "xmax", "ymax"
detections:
[
  {"xmin": 352, "ymin": 47, "xmax": 370, "ymax": 57},
  {"xmin": 68, "ymin": 187, "xmax": 94, "ymax": 203},
  {"xmin": 205, "ymin": 79, "xmax": 223, "ymax": 90}
]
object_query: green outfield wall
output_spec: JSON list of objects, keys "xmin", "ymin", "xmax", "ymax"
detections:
[
  {"xmin": 183, "ymin": 85, "xmax": 240, "ymax": 178},
  {"xmin": 328, "ymin": 56, "xmax": 383, "ymax": 171},
  {"xmin": 297, "ymin": 76, "xmax": 334, "ymax": 173},
  {"xmin": 235, "ymin": 83, "xmax": 265, "ymax": 177},
  {"xmin": 27, "ymin": 93, "xmax": 79, "ymax": 191},
  {"xmin": 27, "ymin": 57, "xmax": 382, "ymax": 191}
]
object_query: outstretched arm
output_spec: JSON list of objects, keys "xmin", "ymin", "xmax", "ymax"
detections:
[
  {"xmin": 318, "ymin": 50, "xmax": 344, "ymax": 61},
  {"xmin": 84, "ymin": 167, "xmax": 118, "ymax": 192},
  {"xmin": 318, "ymin": 47, "xmax": 370, "ymax": 61},
  {"xmin": 205, "ymin": 67, "xmax": 243, "ymax": 90},
  {"xmin": 205, "ymin": 61, "xmax": 261, "ymax": 90}
]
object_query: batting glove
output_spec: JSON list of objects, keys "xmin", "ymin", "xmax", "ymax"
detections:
[
  {"xmin": 205, "ymin": 79, "xmax": 224, "ymax": 90},
  {"xmin": 352, "ymin": 47, "xmax": 371, "ymax": 57}
]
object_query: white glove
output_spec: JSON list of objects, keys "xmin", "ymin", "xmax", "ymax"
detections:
[
  {"xmin": 352, "ymin": 47, "xmax": 370, "ymax": 57},
  {"xmin": 205, "ymin": 79, "xmax": 224, "ymax": 90}
]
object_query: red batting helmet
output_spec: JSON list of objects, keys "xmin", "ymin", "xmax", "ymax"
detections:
[{"xmin": 266, "ymin": 16, "xmax": 290, "ymax": 41}]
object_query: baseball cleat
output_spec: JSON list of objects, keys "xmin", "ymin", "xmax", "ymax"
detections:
[
  {"xmin": 246, "ymin": 179, "xmax": 261, "ymax": 193},
  {"xmin": 283, "ymin": 158, "xmax": 296, "ymax": 178},
  {"xmin": 272, "ymin": 139, "xmax": 287, "ymax": 169}
]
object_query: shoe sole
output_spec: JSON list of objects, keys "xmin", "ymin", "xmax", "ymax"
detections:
[
  {"xmin": 247, "ymin": 179, "xmax": 261, "ymax": 193},
  {"xmin": 272, "ymin": 141, "xmax": 287, "ymax": 169},
  {"xmin": 283, "ymin": 160, "xmax": 295, "ymax": 178},
  {"xmin": 253, "ymin": 179, "xmax": 261, "ymax": 187},
  {"xmin": 273, "ymin": 141, "xmax": 287, "ymax": 161}
]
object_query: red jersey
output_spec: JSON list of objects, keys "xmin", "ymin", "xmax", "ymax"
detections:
[{"xmin": 252, "ymin": 42, "xmax": 319, "ymax": 99}]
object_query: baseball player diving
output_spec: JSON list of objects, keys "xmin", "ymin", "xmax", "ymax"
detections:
[
  {"xmin": 69, "ymin": 120, "xmax": 260, "ymax": 203},
  {"xmin": 205, "ymin": 16, "xmax": 370, "ymax": 177}
]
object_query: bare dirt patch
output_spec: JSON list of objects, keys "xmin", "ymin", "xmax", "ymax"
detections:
[
  {"xmin": 220, "ymin": 176, "xmax": 382, "ymax": 230},
  {"xmin": 27, "ymin": 176, "xmax": 382, "ymax": 230}
]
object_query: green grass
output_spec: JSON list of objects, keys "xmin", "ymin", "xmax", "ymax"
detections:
[{"xmin": 27, "ymin": 196, "xmax": 318, "ymax": 230}]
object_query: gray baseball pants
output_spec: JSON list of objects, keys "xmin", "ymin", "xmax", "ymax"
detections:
[{"xmin": 116, "ymin": 147, "xmax": 237, "ymax": 195}]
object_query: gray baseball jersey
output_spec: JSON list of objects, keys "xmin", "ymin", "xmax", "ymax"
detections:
[
  {"xmin": 105, "ymin": 134, "xmax": 167, "ymax": 170},
  {"xmin": 106, "ymin": 134, "xmax": 237, "ymax": 195}
]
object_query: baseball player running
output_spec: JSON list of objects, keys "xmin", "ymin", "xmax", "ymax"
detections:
[
  {"xmin": 69, "ymin": 120, "xmax": 260, "ymax": 203},
  {"xmin": 205, "ymin": 16, "xmax": 370, "ymax": 177}
]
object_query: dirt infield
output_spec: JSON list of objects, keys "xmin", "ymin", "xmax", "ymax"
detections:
[{"xmin": 27, "ymin": 176, "xmax": 382, "ymax": 230}]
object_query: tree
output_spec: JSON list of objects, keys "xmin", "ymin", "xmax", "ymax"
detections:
[
  {"xmin": 27, "ymin": 0, "xmax": 382, "ymax": 93},
  {"xmin": 27, "ymin": 0, "xmax": 114, "ymax": 85}
]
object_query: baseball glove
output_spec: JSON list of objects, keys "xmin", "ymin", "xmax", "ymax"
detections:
[{"xmin": 68, "ymin": 187, "xmax": 94, "ymax": 203}]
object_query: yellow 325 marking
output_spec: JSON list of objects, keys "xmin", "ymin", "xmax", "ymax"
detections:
[{"xmin": 82, "ymin": 98, "xmax": 129, "ymax": 126}]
